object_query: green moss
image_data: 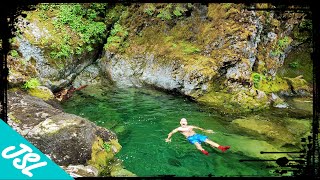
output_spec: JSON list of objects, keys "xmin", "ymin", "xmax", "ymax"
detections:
[
  {"xmin": 284, "ymin": 76, "xmax": 311, "ymax": 93},
  {"xmin": 174, "ymin": 41, "xmax": 201, "ymax": 55},
  {"xmin": 8, "ymin": 87, "xmax": 20, "ymax": 92},
  {"xmin": 104, "ymin": 22, "xmax": 128, "ymax": 53},
  {"xmin": 88, "ymin": 137, "xmax": 122, "ymax": 176},
  {"xmin": 8, "ymin": 113, "xmax": 21, "ymax": 124},
  {"xmin": 143, "ymin": 3, "xmax": 156, "ymax": 16},
  {"xmin": 88, "ymin": 137, "xmax": 112, "ymax": 175},
  {"xmin": 28, "ymin": 87, "xmax": 54, "ymax": 101},
  {"xmin": 198, "ymin": 88, "xmax": 270, "ymax": 114},
  {"xmin": 278, "ymin": 45, "xmax": 313, "ymax": 84},
  {"xmin": 232, "ymin": 116, "xmax": 311, "ymax": 147},
  {"xmin": 257, "ymin": 76, "xmax": 290, "ymax": 94},
  {"xmin": 198, "ymin": 91, "xmax": 232, "ymax": 108},
  {"xmin": 225, "ymin": 7, "xmax": 240, "ymax": 19}
]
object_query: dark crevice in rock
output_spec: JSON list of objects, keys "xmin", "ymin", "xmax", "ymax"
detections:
[{"xmin": 218, "ymin": 59, "xmax": 241, "ymax": 76}]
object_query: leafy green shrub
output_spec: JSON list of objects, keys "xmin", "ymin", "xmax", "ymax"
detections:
[
  {"xmin": 278, "ymin": 36, "xmax": 291, "ymax": 49},
  {"xmin": 46, "ymin": 4, "xmax": 107, "ymax": 59},
  {"xmin": 289, "ymin": 61, "xmax": 299, "ymax": 68},
  {"xmin": 157, "ymin": 8, "xmax": 172, "ymax": 20},
  {"xmin": 299, "ymin": 19, "xmax": 312, "ymax": 30},
  {"xmin": 270, "ymin": 36, "xmax": 292, "ymax": 57},
  {"xmin": 269, "ymin": 49, "xmax": 282, "ymax": 57},
  {"xmin": 10, "ymin": 50, "xmax": 19, "ymax": 58},
  {"xmin": 104, "ymin": 23, "xmax": 128, "ymax": 52},
  {"xmin": 252, "ymin": 72, "xmax": 262, "ymax": 88},
  {"xmin": 23, "ymin": 78, "xmax": 40, "ymax": 90},
  {"xmin": 173, "ymin": 5, "xmax": 187, "ymax": 17},
  {"xmin": 144, "ymin": 4, "xmax": 156, "ymax": 16}
]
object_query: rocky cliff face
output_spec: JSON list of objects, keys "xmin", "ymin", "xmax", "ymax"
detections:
[
  {"xmin": 98, "ymin": 3, "xmax": 312, "ymax": 113},
  {"xmin": 9, "ymin": 4, "xmax": 107, "ymax": 91},
  {"xmin": 8, "ymin": 3, "xmax": 312, "ymax": 112}
]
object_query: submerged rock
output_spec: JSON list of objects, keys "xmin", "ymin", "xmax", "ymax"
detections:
[{"xmin": 231, "ymin": 115, "xmax": 311, "ymax": 148}]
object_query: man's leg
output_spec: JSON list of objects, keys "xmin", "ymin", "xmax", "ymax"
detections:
[
  {"xmin": 205, "ymin": 139, "xmax": 230, "ymax": 152},
  {"xmin": 204, "ymin": 139, "xmax": 220, "ymax": 148},
  {"xmin": 194, "ymin": 142, "xmax": 209, "ymax": 155}
]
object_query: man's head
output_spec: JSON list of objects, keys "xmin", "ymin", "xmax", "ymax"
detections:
[{"xmin": 180, "ymin": 118, "xmax": 188, "ymax": 127}]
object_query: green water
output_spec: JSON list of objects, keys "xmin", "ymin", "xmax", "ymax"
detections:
[{"xmin": 61, "ymin": 85, "xmax": 308, "ymax": 177}]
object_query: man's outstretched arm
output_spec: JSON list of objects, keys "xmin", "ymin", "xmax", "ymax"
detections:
[
  {"xmin": 165, "ymin": 128, "xmax": 179, "ymax": 142},
  {"xmin": 192, "ymin": 126, "xmax": 214, "ymax": 133}
]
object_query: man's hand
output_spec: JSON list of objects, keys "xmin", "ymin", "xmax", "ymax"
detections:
[
  {"xmin": 204, "ymin": 129, "xmax": 214, "ymax": 133},
  {"xmin": 165, "ymin": 138, "xmax": 171, "ymax": 143}
]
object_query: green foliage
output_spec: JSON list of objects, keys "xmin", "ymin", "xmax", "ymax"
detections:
[
  {"xmin": 277, "ymin": 36, "xmax": 291, "ymax": 49},
  {"xmin": 23, "ymin": 78, "xmax": 40, "ymax": 90},
  {"xmin": 10, "ymin": 50, "xmax": 19, "ymax": 57},
  {"xmin": 104, "ymin": 22, "xmax": 128, "ymax": 52},
  {"xmin": 38, "ymin": 3, "xmax": 51, "ymax": 11},
  {"xmin": 289, "ymin": 61, "xmax": 299, "ymax": 69},
  {"xmin": 173, "ymin": 5, "xmax": 187, "ymax": 17},
  {"xmin": 299, "ymin": 19, "xmax": 312, "ymax": 30},
  {"xmin": 252, "ymin": 72, "xmax": 262, "ymax": 88},
  {"xmin": 223, "ymin": 3, "xmax": 232, "ymax": 10},
  {"xmin": 45, "ymin": 3, "xmax": 107, "ymax": 59},
  {"xmin": 105, "ymin": 4, "xmax": 126, "ymax": 24},
  {"xmin": 153, "ymin": 4, "xmax": 189, "ymax": 20},
  {"xmin": 179, "ymin": 41, "xmax": 201, "ymax": 55},
  {"xmin": 293, "ymin": 18, "xmax": 312, "ymax": 43},
  {"xmin": 103, "ymin": 142, "xmax": 111, "ymax": 152},
  {"xmin": 157, "ymin": 7, "xmax": 172, "ymax": 20},
  {"xmin": 187, "ymin": 3, "xmax": 194, "ymax": 9},
  {"xmin": 269, "ymin": 49, "xmax": 282, "ymax": 57},
  {"xmin": 38, "ymin": 12, "xmax": 48, "ymax": 20},
  {"xmin": 270, "ymin": 36, "xmax": 292, "ymax": 57},
  {"xmin": 144, "ymin": 4, "xmax": 156, "ymax": 16},
  {"xmin": 252, "ymin": 72, "xmax": 269, "ymax": 89}
]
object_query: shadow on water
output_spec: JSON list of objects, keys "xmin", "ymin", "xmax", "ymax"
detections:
[{"xmin": 61, "ymin": 85, "xmax": 309, "ymax": 177}]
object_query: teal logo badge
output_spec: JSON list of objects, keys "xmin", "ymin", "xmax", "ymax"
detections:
[{"xmin": 0, "ymin": 119, "xmax": 74, "ymax": 179}]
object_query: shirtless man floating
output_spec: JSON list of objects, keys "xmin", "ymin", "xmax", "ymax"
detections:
[{"xmin": 165, "ymin": 118, "xmax": 230, "ymax": 155}]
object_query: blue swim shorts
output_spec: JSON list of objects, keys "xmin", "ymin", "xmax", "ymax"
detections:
[{"xmin": 187, "ymin": 134, "xmax": 208, "ymax": 144}]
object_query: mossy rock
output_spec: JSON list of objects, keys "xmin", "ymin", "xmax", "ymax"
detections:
[
  {"xmin": 28, "ymin": 86, "xmax": 54, "ymax": 101},
  {"xmin": 197, "ymin": 89, "xmax": 269, "ymax": 114},
  {"xmin": 258, "ymin": 76, "xmax": 290, "ymax": 94},
  {"xmin": 88, "ymin": 137, "xmax": 112, "ymax": 174},
  {"xmin": 289, "ymin": 97, "xmax": 313, "ymax": 113},
  {"xmin": 8, "ymin": 112, "xmax": 21, "ymax": 124},
  {"xmin": 284, "ymin": 76, "xmax": 312, "ymax": 95},
  {"xmin": 88, "ymin": 137, "xmax": 122, "ymax": 176},
  {"xmin": 231, "ymin": 115, "xmax": 311, "ymax": 148}
]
